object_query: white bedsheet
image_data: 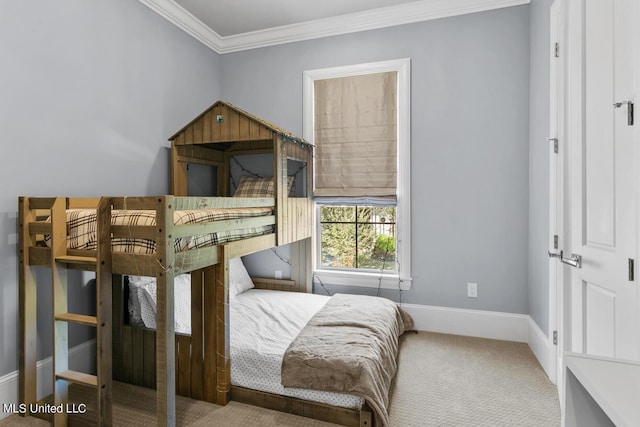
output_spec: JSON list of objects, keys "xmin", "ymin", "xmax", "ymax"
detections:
[
  {"xmin": 132, "ymin": 280, "xmax": 362, "ymax": 409},
  {"xmin": 231, "ymin": 289, "xmax": 362, "ymax": 408}
]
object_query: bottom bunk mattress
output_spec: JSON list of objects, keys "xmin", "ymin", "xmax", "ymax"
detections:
[{"xmin": 129, "ymin": 275, "xmax": 363, "ymax": 409}]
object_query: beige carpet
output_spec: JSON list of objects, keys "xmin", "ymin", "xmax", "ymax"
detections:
[{"xmin": 1, "ymin": 332, "xmax": 560, "ymax": 426}]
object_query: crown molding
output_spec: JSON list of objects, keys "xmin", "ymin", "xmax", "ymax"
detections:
[
  {"xmin": 138, "ymin": 0, "xmax": 224, "ymax": 53},
  {"xmin": 139, "ymin": 0, "xmax": 531, "ymax": 55}
]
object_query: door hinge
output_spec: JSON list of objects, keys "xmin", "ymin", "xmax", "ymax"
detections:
[
  {"xmin": 547, "ymin": 137, "xmax": 559, "ymax": 153},
  {"xmin": 553, "ymin": 235, "xmax": 558, "ymax": 250},
  {"xmin": 554, "ymin": 42, "xmax": 560, "ymax": 58},
  {"xmin": 553, "ymin": 331, "xmax": 558, "ymax": 345},
  {"xmin": 629, "ymin": 258, "xmax": 635, "ymax": 282}
]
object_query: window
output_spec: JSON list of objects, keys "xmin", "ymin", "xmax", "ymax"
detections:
[{"xmin": 303, "ymin": 59, "xmax": 411, "ymax": 290}]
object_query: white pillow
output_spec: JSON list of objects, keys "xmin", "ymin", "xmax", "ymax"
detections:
[
  {"xmin": 229, "ymin": 257, "xmax": 254, "ymax": 299},
  {"xmin": 138, "ymin": 274, "xmax": 192, "ymax": 334},
  {"xmin": 127, "ymin": 276, "xmax": 155, "ymax": 327}
]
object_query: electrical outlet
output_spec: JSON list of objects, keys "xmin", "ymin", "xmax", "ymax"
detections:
[
  {"xmin": 467, "ymin": 282, "xmax": 478, "ymax": 298},
  {"xmin": 275, "ymin": 270, "xmax": 283, "ymax": 279}
]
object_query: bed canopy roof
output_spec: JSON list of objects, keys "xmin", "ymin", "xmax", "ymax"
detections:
[{"xmin": 169, "ymin": 100, "xmax": 312, "ymax": 149}]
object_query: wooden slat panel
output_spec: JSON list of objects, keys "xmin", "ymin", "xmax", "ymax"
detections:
[
  {"xmin": 55, "ymin": 313, "xmax": 97, "ymax": 326},
  {"xmin": 131, "ymin": 327, "xmax": 144, "ymax": 386},
  {"xmin": 122, "ymin": 327, "xmax": 133, "ymax": 383},
  {"xmin": 203, "ymin": 111, "xmax": 213, "ymax": 142},
  {"xmin": 28, "ymin": 197, "xmax": 56, "ymax": 209},
  {"xmin": 28, "ymin": 246, "xmax": 50, "ymax": 266},
  {"xmin": 67, "ymin": 198, "xmax": 101, "ymax": 209},
  {"xmin": 110, "ymin": 225, "xmax": 156, "ymax": 239},
  {"xmin": 29, "ymin": 222, "xmax": 51, "ymax": 235},
  {"xmin": 172, "ymin": 196, "xmax": 274, "ymax": 210},
  {"xmin": 112, "ymin": 276, "xmax": 124, "ymax": 382},
  {"xmin": 203, "ymin": 266, "xmax": 217, "ymax": 403},
  {"xmin": 109, "ymin": 196, "xmax": 159, "ymax": 210},
  {"xmin": 193, "ymin": 115, "xmax": 204, "ymax": 144},
  {"xmin": 251, "ymin": 277, "xmax": 296, "ymax": 289},
  {"xmin": 226, "ymin": 234, "xmax": 276, "ymax": 259},
  {"xmin": 220, "ymin": 105, "xmax": 230, "ymax": 141},
  {"xmin": 177, "ymin": 335, "xmax": 191, "ymax": 397},
  {"xmin": 185, "ymin": 125, "xmax": 194, "ymax": 145},
  {"xmin": 56, "ymin": 370, "xmax": 97, "ymax": 388},
  {"xmin": 174, "ymin": 247, "xmax": 220, "ymax": 275},
  {"xmin": 172, "ymin": 141, "xmax": 188, "ymax": 197},
  {"xmin": 172, "ymin": 216, "xmax": 275, "ymax": 239},
  {"xmin": 190, "ymin": 270, "xmax": 204, "ymax": 400},
  {"xmin": 112, "ymin": 253, "xmax": 157, "ymax": 276},
  {"xmin": 175, "ymin": 132, "xmax": 185, "ymax": 146},
  {"xmin": 55, "ymin": 255, "xmax": 97, "ymax": 266},
  {"xmin": 212, "ymin": 105, "xmax": 222, "ymax": 141},
  {"xmin": 143, "ymin": 329, "xmax": 156, "ymax": 388},
  {"xmin": 229, "ymin": 109, "xmax": 240, "ymax": 140}
]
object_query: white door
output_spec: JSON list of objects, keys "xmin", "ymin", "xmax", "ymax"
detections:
[{"xmin": 567, "ymin": 0, "xmax": 638, "ymax": 360}]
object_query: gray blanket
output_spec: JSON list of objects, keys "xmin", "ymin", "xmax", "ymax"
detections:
[{"xmin": 281, "ymin": 293, "xmax": 414, "ymax": 426}]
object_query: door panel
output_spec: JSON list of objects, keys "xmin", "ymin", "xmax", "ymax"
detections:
[
  {"xmin": 570, "ymin": 0, "xmax": 638, "ymax": 360},
  {"xmin": 584, "ymin": 282, "xmax": 615, "ymax": 357}
]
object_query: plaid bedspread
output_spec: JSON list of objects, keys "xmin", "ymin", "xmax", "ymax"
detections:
[{"xmin": 50, "ymin": 207, "xmax": 273, "ymax": 254}]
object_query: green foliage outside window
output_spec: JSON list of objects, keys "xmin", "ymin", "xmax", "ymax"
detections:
[{"xmin": 320, "ymin": 205, "xmax": 396, "ymax": 271}]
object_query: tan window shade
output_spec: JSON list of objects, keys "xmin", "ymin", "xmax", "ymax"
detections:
[{"xmin": 314, "ymin": 71, "xmax": 397, "ymax": 198}]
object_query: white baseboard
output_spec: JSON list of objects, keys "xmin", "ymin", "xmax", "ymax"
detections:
[
  {"xmin": 401, "ymin": 303, "xmax": 556, "ymax": 381},
  {"xmin": 0, "ymin": 339, "xmax": 96, "ymax": 420},
  {"xmin": 401, "ymin": 303, "xmax": 529, "ymax": 342},
  {"xmin": 527, "ymin": 316, "xmax": 556, "ymax": 383}
]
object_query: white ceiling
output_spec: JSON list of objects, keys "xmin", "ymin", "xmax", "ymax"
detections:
[{"xmin": 138, "ymin": 0, "xmax": 530, "ymax": 53}]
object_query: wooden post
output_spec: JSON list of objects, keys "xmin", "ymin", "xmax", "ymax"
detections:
[
  {"xmin": 155, "ymin": 196, "xmax": 176, "ymax": 426},
  {"xmin": 96, "ymin": 198, "xmax": 113, "ymax": 426},
  {"xmin": 18, "ymin": 197, "xmax": 37, "ymax": 413},
  {"xmin": 215, "ymin": 247, "xmax": 230, "ymax": 404},
  {"xmin": 51, "ymin": 198, "xmax": 68, "ymax": 426}
]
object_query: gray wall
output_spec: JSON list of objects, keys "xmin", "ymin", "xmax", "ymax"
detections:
[
  {"xmin": 0, "ymin": 0, "xmax": 221, "ymax": 376},
  {"xmin": 528, "ymin": 0, "xmax": 553, "ymax": 336},
  {"xmin": 221, "ymin": 5, "xmax": 531, "ymax": 314}
]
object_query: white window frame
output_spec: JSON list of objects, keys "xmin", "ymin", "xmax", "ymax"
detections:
[{"xmin": 303, "ymin": 58, "xmax": 412, "ymax": 290}]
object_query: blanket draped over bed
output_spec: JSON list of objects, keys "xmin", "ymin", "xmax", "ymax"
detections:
[{"xmin": 281, "ymin": 294, "xmax": 414, "ymax": 427}]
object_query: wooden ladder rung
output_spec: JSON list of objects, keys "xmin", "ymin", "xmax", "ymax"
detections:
[
  {"xmin": 55, "ymin": 313, "xmax": 98, "ymax": 327},
  {"xmin": 56, "ymin": 370, "xmax": 97, "ymax": 388},
  {"xmin": 55, "ymin": 255, "xmax": 97, "ymax": 265}
]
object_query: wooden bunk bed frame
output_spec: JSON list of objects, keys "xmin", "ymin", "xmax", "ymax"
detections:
[{"xmin": 19, "ymin": 101, "xmax": 374, "ymax": 426}]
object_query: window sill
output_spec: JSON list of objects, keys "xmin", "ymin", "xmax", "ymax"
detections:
[{"xmin": 314, "ymin": 269, "xmax": 412, "ymax": 291}]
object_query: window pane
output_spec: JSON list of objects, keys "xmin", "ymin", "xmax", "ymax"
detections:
[
  {"xmin": 320, "ymin": 205, "xmax": 355, "ymax": 222},
  {"xmin": 356, "ymin": 223, "xmax": 396, "ymax": 271},
  {"xmin": 320, "ymin": 223, "xmax": 356, "ymax": 268},
  {"xmin": 319, "ymin": 204, "xmax": 397, "ymax": 272}
]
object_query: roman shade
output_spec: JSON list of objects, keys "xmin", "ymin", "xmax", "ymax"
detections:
[{"xmin": 313, "ymin": 72, "xmax": 397, "ymax": 198}]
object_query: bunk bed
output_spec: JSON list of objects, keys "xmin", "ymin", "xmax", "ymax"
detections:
[
  {"xmin": 18, "ymin": 101, "xmax": 315, "ymax": 426},
  {"xmin": 19, "ymin": 101, "xmax": 409, "ymax": 427}
]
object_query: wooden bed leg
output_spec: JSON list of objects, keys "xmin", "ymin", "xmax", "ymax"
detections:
[{"xmin": 18, "ymin": 197, "xmax": 37, "ymax": 414}]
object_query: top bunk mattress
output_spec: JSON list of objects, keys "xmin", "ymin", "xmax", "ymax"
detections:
[{"xmin": 56, "ymin": 207, "xmax": 273, "ymax": 254}]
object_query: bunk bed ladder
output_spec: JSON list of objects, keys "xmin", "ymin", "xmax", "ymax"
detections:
[{"xmin": 49, "ymin": 198, "xmax": 112, "ymax": 426}]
